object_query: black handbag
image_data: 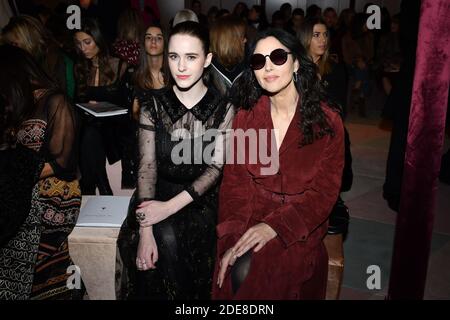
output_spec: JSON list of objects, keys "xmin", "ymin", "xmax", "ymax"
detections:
[{"xmin": 327, "ymin": 197, "xmax": 350, "ymax": 235}]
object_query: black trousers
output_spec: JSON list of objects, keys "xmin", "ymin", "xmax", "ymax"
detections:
[{"xmin": 79, "ymin": 122, "xmax": 113, "ymax": 195}]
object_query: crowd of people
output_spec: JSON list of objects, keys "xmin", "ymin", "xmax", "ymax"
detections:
[{"xmin": 1, "ymin": 0, "xmax": 446, "ymax": 301}]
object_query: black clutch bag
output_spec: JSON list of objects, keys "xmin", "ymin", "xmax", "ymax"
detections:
[{"xmin": 327, "ymin": 197, "xmax": 350, "ymax": 235}]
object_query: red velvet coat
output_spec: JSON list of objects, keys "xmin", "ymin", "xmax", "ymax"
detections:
[{"xmin": 212, "ymin": 95, "xmax": 344, "ymax": 299}]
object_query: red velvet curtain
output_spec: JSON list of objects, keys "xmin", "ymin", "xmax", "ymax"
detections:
[{"xmin": 388, "ymin": 0, "xmax": 450, "ymax": 299}]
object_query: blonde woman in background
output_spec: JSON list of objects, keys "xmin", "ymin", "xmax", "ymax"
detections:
[{"xmin": 209, "ymin": 15, "xmax": 247, "ymax": 97}]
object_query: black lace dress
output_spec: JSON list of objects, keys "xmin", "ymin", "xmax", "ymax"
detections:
[{"xmin": 117, "ymin": 86, "xmax": 235, "ymax": 300}]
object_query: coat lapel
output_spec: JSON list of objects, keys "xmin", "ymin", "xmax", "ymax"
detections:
[{"xmin": 278, "ymin": 106, "xmax": 301, "ymax": 156}]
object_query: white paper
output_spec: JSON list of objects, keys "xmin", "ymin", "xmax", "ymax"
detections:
[
  {"xmin": 76, "ymin": 102, "xmax": 128, "ymax": 117},
  {"xmin": 76, "ymin": 196, "xmax": 131, "ymax": 227}
]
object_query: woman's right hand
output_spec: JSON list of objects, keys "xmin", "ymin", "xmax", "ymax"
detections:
[{"xmin": 136, "ymin": 227, "xmax": 158, "ymax": 271}]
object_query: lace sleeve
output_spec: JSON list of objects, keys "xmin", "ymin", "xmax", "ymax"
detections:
[
  {"xmin": 185, "ymin": 103, "xmax": 236, "ymax": 200},
  {"xmin": 44, "ymin": 93, "xmax": 78, "ymax": 180},
  {"xmin": 137, "ymin": 98, "xmax": 157, "ymax": 202}
]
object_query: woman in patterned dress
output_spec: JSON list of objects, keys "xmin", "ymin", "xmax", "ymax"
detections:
[{"xmin": 0, "ymin": 45, "xmax": 84, "ymax": 300}]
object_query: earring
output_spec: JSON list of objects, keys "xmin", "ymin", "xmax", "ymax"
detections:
[{"xmin": 293, "ymin": 71, "xmax": 298, "ymax": 82}]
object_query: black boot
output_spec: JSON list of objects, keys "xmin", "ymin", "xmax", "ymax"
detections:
[
  {"xmin": 97, "ymin": 173, "xmax": 113, "ymax": 195},
  {"xmin": 80, "ymin": 179, "xmax": 97, "ymax": 195}
]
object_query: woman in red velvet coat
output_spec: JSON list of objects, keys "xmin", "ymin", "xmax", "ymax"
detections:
[{"xmin": 212, "ymin": 28, "xmax": 345, "ymax": 300}]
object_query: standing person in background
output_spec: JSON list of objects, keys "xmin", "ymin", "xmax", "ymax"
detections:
[
  {"xmin": 74, "ymin": 18, "xmax": 129, "ymax": 195},
  {"xmin": 300, "ymin": 17, "xmax": 353, "ymax": 300},
  {"xmin": 0, "ymin": 44, "xmax": 84, "ymax": 300},
  {"xmin": 2, "ymin": 15, "xmax": 75, "ymax": 98},
  {"xmin": 117, "ymin": 21, "xmax": 235, "ymax": 300},
  {"xmin": 209, "ymin": 15, "xmax": 247, "ymax": 97}
]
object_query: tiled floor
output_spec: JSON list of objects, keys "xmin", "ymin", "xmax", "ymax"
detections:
[
  {"xmin": 338, "ymin": 84, "xmax": 450, "ymax": 300},
  {"xmin": 104, "ymin": 81, "xmax": 450, "ymax": 300}
]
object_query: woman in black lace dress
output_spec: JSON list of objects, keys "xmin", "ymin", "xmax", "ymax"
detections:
[{"xmin": 117, "ymin": 21, "xmax": 235, "ymax": 300}]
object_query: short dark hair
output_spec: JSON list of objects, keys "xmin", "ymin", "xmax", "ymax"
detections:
[
  {"xmin": 324, "ymin": 7, "xmax": 337, "ymax": 15},
  {"xmin": 280, "ymin": 3, "xmax": 292, "ymax": 12},
  {"xmin": 292, "ymin": 8, "xmax": 305, "ymax": 17},
  {"xmin": 306, "ymin": 4, "xmax": 321, "ymax": 18}
]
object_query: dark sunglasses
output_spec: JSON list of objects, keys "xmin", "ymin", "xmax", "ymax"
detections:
[{"xmin": 250, "ymin": 48, "xmax": 293, "ymax": 70}]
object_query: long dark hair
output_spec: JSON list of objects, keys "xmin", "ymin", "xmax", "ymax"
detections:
[
  {"xmin": 134, "ymin": 24, "xmax": 168, "ymax": 90},
  {"xmin": 167, "ymin": 21, "xmax": 211, "ymax": 86},
  {"xmin": 74, "ymin": 18, "xmax": 115, "ymax": 96},
  {"xmin": 300, "ymin": 17, "xmax": 332, "ymax": 76},
  {"xmin": 230, "ymin": 28, "xmax": 340, "ymax": 146},
  {"xmin": 0, "ymin": 44, "xmax": 58, "ymax": 145}
]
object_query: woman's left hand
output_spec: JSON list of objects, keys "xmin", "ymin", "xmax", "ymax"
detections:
[
  {"xmin": 232, "ymin": 223, "xmax": 277, "ymax": 258},
  {"xmin": 136, "ymin": 200, "xmax": 174, "ymax": 227}
]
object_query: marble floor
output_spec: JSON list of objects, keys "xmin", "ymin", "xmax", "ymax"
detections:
[{"xmin": 339, "ymin": 83, "xmax": 450, "ymax": 300}]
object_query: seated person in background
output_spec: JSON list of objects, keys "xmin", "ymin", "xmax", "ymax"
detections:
[
  {"xmin": 74, "ymin": 18, "xmax": 130, "ymax": 194},
  {"xmin": 2, "ymin": 15, "xmax": 75, "ymax": 98},
  {"xmin": 0, "ymin": 44, "xmax": 85, "ymax": 300},
  {"xmin": 209, "ymin": 15, "xmax": 247, "ymax": 97}
]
